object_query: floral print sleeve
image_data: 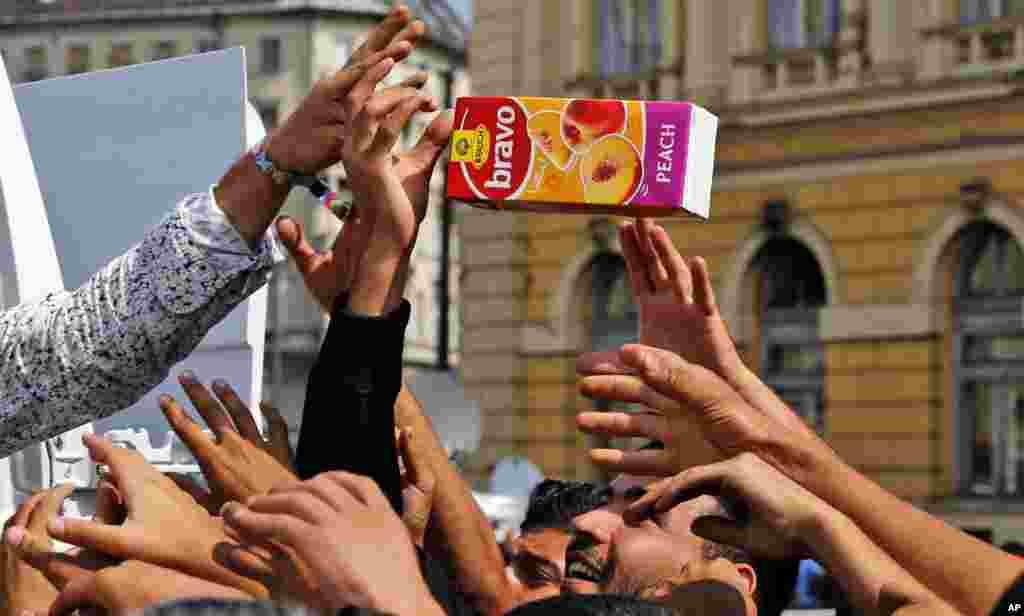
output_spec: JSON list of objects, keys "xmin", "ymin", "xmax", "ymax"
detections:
[{"xmin": 0, "ymin": 189, "xmax": 285, "ymax": 457}]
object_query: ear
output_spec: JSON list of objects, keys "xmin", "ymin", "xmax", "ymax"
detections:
[{"xmin": 734, "ymin": 562, "xmax": 757, "ymax": 596}]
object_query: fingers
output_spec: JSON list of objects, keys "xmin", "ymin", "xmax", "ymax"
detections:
[
  {"xmin": 620, "ymin": 223, "xmax": 653, "ymax": 296},
  {"xmin": 691, "ymin": 517, "xmax": 753, "ymax": 554},
  {"xmin": 167, "ymin": 474, "xmax": 216, "ymax": 513},
  {"xmin": 177, "ymin": 373, "xmax": 235, "ymax": 438},
  {"xmin": 618, "ymin": 344, "xmax": 734, "ymax": 410},
  {"xmin": 351, "ymin": 6, "xmax": 414, "ymax": 63},
  {"xmin": 81, "ymin": 433, "xmax": 151, "ymax": 492},
  {"xmin": 369, "ymin": 95, "xmax": 436, "ymax": 159},
  {"xmin": 214, "ymin": 542, "xmax": 277, "ymax": 582},
  {"xmin": 327, "ymin": 41, "xmax": 411, "ymax": 98},
  {"xmin": 5, "ymin": 525, "xmax": 54, "ymax": 569},
  {"xmin": 650, "ymin": 225, "xmax": 693, "ymax": 303},
  {"xmin": 343, "ymin": 57, "xmax": 396, "ymax": 130},
  {"xmin": 47, "ymin": 516, "xmax": 144, "ymax": 561},
  {"xmin": 49, "ymin": 573, "xmax": 101, "ymax": 616},
  {"xmin": 94, "ymin": 479, "xmax": 125, "ymax": 525},
  {"xmin": 576, "ymin": 350, "xmax": 635, "ymax": 376},
  {"xmin": 276, "ymin": 217, "xmax": 323, "ymax": 277},
  {"xmin": 403, "ymin": 110, "xmax": 454, "ymax": 169},
  {"xmin": 160, "ymin": 395, "xmax": 216, "ymax": 462},
  {"xmin": 637, "ymin": 219, "xmax": 669, "ymax": 289},
  {"xmin": 221, "ymin": 503, "xmax": 312, "ymax": 551},
  {"xmin": 259, "ymin": 402, "xmax": 293, "ymax": 465},
  {"xmin": 321, "ymin": 472, "xmax": 390, "ymax": 510},
  {"xmin": 578, "ymin": 373, "xmax": 680, "ymax": 416},
  {"xmin": 397, "ymin": 429, "xmax": 435, "ymax": 496},
  {"xmin": 27, "ymin": 484, "xmax": 75, "ymax": 533},
  {"xmin": 587, "ymin": 448, "xmax": 672, "ymax": 478},
  {"xmin": 576, "ymin": 411, "xmax": 671, "ymax": 443},
  {"xmin": 245, "ymin": 492, "xmax": 334, "ymax": 527},
  {"xmin": 689, "ymin": 256, "xmax": 718, "ymax": 316},
  {"xmin": 9, "ymin": 490, "xmax": 47, "ymax": 530},
  {"xmin": 212, "ymin": 380, "xmax": 261, "ymax": 443}
]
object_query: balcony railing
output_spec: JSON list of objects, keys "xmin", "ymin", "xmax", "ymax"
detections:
[
  {"xmin": 927, "ymin": 16, "xmax": 1024, "ymax": 77},
  {"xmin": 0, "ymin": 0, "xmax": 272, "ymax": 21},
  {"xmin": 734, "ymin": 46, "xmax": 842, "ymax": 102}
]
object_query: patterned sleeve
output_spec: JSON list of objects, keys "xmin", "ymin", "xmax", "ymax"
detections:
[{"xmin": 0, "ymin": 189, "xmax": 285, "ymax": 457}]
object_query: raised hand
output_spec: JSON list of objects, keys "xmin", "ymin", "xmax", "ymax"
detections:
[
  {"xmin": 49, "ymin": 560, "xmax": 249, "ymax": 616},
  {"xmin": 220, "ymin": 472, "xmax": 444, "ymax": 616},
  {"xmin": 578, "ymin": 344, "xmax": 820, "ymax": 481},
  {"xmin": 1, "ymin": 484, "xmax": 73, "ymax": 614},
  {"xmin": 624, "ymin": 453, "xmax": 821, "ymax": 560},
  {"xmin": 262, "ymin": 5, "xmax": 425, "ymax": 175},
  {"xmin": 44, "ymin": 434, "xmax": 265, "ymax": 597},
  {"xmin": 161, "ymin": 374, "xmax": 296, "ymax": 512}
]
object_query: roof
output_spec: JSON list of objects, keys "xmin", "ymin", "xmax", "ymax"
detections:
[{"xmin": 0, "ymin": 0, "xmax": 467, "ymax": 53}]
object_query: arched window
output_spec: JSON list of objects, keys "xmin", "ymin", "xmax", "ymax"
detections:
[
  {"xmin": 752, "ymin": 238, "xmax": 827, "ymax": 432},
  {"xmin": 954, "ymin": 223, "xmax": 1024, "ymax": 496},
  {"xmin": 587, "ymin": 254, "xmax": 645, "ymax": 459}
]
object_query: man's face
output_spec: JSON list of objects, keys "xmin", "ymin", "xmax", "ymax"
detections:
[
  {"xmin": 564, "ymin": 474, "xmax": 749, "ymax": 598},
  {"xmin": 506, "ymin": 527, "xmax": 573, "ymax": 603}
]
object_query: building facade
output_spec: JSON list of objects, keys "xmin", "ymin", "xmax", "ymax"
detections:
[
  {"xmin": 465, "ymin": 0, "xmax": 1024, "ymax": 545},
  {"xmin": 0, "ymin": 0, "xmax": 472, "ymax": 451}
]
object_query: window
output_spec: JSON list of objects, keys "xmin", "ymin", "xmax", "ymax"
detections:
[
  {"xmin": 260, "ymin": 37, "xmax": 282, "ymax": 75},
  {"xmin": 595, "ymin": 0, "xmax": 662, "ymax": 78},
  {"xmin": 335, "ymin": 35, "xmax": 353, "ymax": 68},
  {"xmin": 767, "ymin": 0, "xmax": 841, "ymax": 49},
  {"xmin": 23, "ymin": 45, "xmax": 48, "ymax": 82},
  {"xmin": 108, "ymin": 42, "xmax": 134, "ymax": 68},
  {"xmin": 65, "ymin": 44, "xmax": 90, "ymax": 75},
  {"xmin": 752, "ymin": 238, "xmax": 827, "ymax": 432},
  {"xmin": 196, "ymin": 39, "xmax": 219, "ymax": 54},
  {"xmin": 961, "ymin": 0, "xmax": 1024, "ymax": 25},
  {"xmin": 152, "ymin": 41, "xmax": 178, "ymax": 61},
  {"xmin": 954, "ymin": 223, "xmax": 1024, "ymax": 497}
]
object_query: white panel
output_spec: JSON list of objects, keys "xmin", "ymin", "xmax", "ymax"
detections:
[{"xmin": 0, "ymin": 49, "xmax": 268, "ymax": 518}]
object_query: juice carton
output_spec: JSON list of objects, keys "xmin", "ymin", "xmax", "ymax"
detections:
[{"xmin": 446, "ymin": 97, "xmax": 718, "ymax": 218}]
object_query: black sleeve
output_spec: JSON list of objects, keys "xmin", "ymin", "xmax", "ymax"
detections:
[
  {"xmin": 991, "ymin": 572, "xmax": 1024, "ymax": 616},
  {"xmin": 294, "ymin": 293, "xmax": 411, "ymax": 515}
]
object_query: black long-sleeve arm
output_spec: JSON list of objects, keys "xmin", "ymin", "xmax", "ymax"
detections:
[{"xmin": 294, "ymin": 294, "xmax": 410, "ymax": 515}]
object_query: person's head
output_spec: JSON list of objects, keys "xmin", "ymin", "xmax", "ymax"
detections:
[
  {"xmin": 503, "ymin": 593, "xmax": 675, "ymax": 616},
  {"xmin": 566, "ymin": 459, "xmax": 757, "ymax": 613},
  {"xmin": 507, "ymin": 480, "xmax": 607, "ymax": 603},
  {"xmin": 664, "ymin": 580, "xmax": 748, "ymax": 616}
]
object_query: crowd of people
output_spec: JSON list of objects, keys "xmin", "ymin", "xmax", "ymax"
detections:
[{"xmin": 0, "ymin": 6, "xmax": 1021, "ymax": 616}]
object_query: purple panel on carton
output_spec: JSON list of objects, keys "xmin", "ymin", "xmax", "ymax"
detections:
[{"xmin": 632, "ymin": 102, "xmax": 691, "ymax": 207}]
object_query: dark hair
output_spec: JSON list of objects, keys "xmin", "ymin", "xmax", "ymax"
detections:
[
  {"xmin": 665, "ymin": 580, "xmax": 748, "ymax": 616},
  {"xmin": 1003, "ymin": 540, "xmax": 1024, "ymax": 557},
  {"xmin": 521, "ymin": 480, "xmax": 608, "ymax": 533},
  {"xmin": 504, "ymin": 594, "xmax": 675, "ymax": 616}
]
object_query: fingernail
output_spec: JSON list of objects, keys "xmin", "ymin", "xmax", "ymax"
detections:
[
  {"xmin": 47, "ymin": 517, "xmax": 64, "ymax": 535},
  {"xmin": 220, "ymin": 501, "xmax": 240, "ymax": 519},
  {"xmin": 212, "ymin": 379, "xmax": 229, "ymax": 393},
  {"xmin": 158, "ymin": 394, "xmax": 174, "ymax": 407},
  {"xmin": 5, "ymin": 526, "xmax": 24, "ymax": 547}
]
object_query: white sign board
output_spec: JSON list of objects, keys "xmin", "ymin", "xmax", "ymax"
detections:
[{"xmin": 0, "ymin": 49, "xmax": 269, "ymax": 515}]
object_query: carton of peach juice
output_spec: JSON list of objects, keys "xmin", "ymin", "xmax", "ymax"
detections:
[{"xmin": 446, "ymin": 97, "xmax": 718, "ymax": 218}]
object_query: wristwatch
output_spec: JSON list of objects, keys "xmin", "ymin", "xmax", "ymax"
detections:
[{"xmin": 252, "ymin": 138, "xmax": 329, "ymax": 198}]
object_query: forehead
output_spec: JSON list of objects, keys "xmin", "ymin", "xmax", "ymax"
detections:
[{"xmin": 520, "ymin": 527, "xmax": 572, "ymax": 555}]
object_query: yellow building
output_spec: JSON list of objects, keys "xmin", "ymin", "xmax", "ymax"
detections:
[{"xmin": 465, "ymin": 0, "xmax": 1024, "ymax": 544}]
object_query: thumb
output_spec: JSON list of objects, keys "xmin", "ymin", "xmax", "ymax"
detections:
[
  {"xmin": 276, "ymin": 217, "xmax": 320, "ymax": 273},
  {"xmin": 407, "ymin": 111, "xmax": 453, "ymax": 168},
  {"xmin": 5, "ymin": 525, "xmax": 53, "ymax": 570},
  {"xmin": 692, "ymin": 516, "xmax": 754, "ymax": 554}
]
